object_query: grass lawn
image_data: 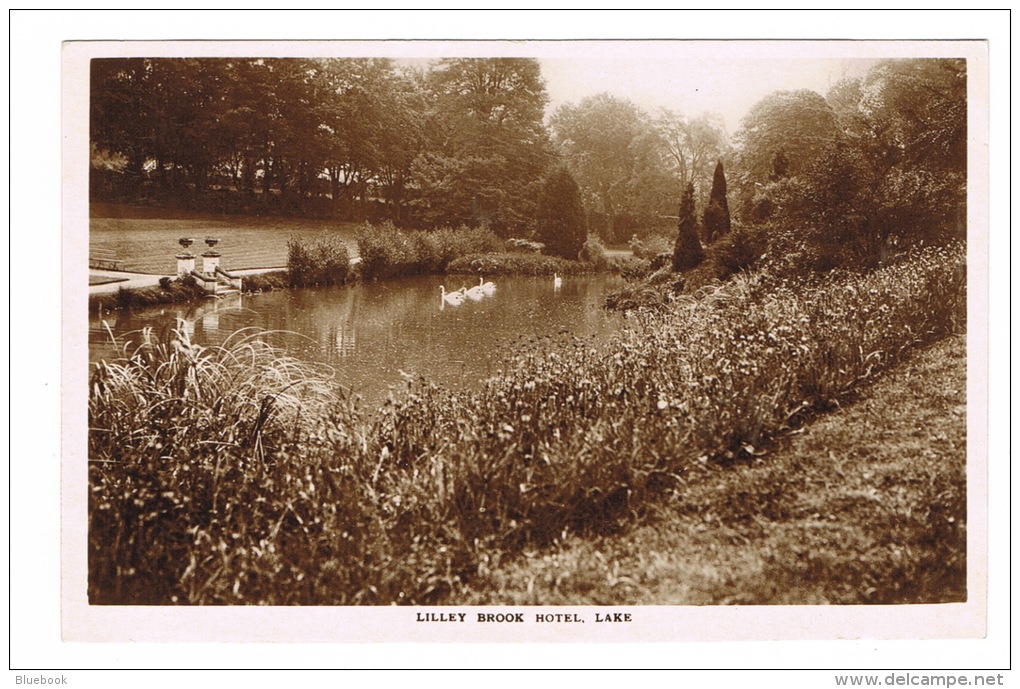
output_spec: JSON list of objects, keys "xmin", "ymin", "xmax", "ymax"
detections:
[
  {"xmin": 456, "ymin": 333, "xmax": 968, "ymax": 605},
  {"xmin": 88, "ymin": 274, "xmax": 127, "ymax": 286},
  {"xmin": 89, "ymin": 203, "xmax": 361, "ymax": 275}
]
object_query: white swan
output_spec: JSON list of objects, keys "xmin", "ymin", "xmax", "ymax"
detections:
[
  {"xmin": 479, "ymin": 277, "xmax": 496, "ymax": 296},
  {"xmin": 553, "ymin": 273, "xmax": 562, "ymax": 290},
  {"xmin": 440, "ymin": 285, "xmax": 465, "ymax": 306},
  {"xmin": 464, "ymin": 282, "xmax": 486, "ymax": 301}
]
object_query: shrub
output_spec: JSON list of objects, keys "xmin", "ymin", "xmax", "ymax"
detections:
[
  {"xmin": 241, "ymin": 270, "xmax": 289, "ymax": 293},
  {"xmin": 90, "ymin": 277, "xmax": 206, "ymax": 314},
  {"xmin": 506, "ymin": 238, "xmax": 545, "ymax": 254},
  {"xmin": 578, "ymin": 236, "xmax": 611, "ymax": 270},
  {"xmin": 628, "ymin": 233, "xmax": 673, "ymax": 260},
  {"xmin": 446, "ymin": 252, "xmax": 587, "ymax": 277},
  {"xmin": 709, "ymin": 226, "xmax": 766, "ymax": 277},
  {"xmin": 357, "ymin": 222, "xmax": 502, "ymax": 280},
  {"xmin": 611, "ymin": 256, "xmax": 653, "ymax": 282},
  {"xmin": 287, "ymin": 233, "xmax": 352, "ymax": 287}
]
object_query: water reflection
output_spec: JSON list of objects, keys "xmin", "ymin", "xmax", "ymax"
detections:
[{"xmin": 89, "ymin": 274, "xmax": 626, "ymax": 408}]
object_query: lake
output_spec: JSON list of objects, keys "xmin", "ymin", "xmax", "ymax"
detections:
[{"xmin": 89, "ymin": 273, "xmax": 628, "ymax": 409}]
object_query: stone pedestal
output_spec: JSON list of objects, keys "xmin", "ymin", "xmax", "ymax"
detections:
[{"xmin": 176, "ymin": 254, "xmax": 196, "ymax": 277}]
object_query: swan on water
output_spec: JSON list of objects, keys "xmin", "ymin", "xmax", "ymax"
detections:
[
  {"xmin": 479, "ymin": 277, "xmax": 496, "ymax": 296},
  {"xmin": 440, "ymin": 285, "xmax": 465, "ymax": 306}
]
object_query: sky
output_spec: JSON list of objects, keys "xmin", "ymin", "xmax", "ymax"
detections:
[
  {"xmin": 538, "ymin": 55, "xmax": 878, "ymax": 134},
  {"xmin": 386, "ymin": 40, "xmax": 952, "ymax": 136}
]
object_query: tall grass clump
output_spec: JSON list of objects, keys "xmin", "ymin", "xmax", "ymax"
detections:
[
  {"xmin": 87, "ymin": 324, "xmax": 380, "ymax": 604},
  {"xmin": 357, "ymin": 222, "xmax": 502, "ymax": 280},
  {"xmin": 90, "ymin": 244, "xmax": 965, "ymax": 605},
  {"xmin": 287, "ymin": 234, "xmax": 352, "ymax": 287}
]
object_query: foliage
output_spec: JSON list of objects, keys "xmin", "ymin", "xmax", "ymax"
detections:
[
  {"xmin": 536, "ymin": 167, "xmax": 588, "ymax": 260},
  {"xmin": 356, "ymin": 222, "xmax": 503, "ymax": 280},
  {"xmin": 733, "ymin": 89, "xmax": 840, "ymax": 186},
  {"xmin": 627, "ymin": 233, "xmax": 674, "ymax": 260},
  {"xmin": 549, "ymin": 93, "xmax": 650, "ymax": 241},
  {"xmin": 702, "ymin": 160, "xmax": 731, "ymax": 242},
  {"xmin": 672, "ymin": 182, "xmax": 705, "ymax": 271},
  {"xmin": 652, "ymin": 109, "xmax": 726, "ymax": 202},
  {"xmin": 446, "ymin": 253, "xmax": 588, "ymax": 277},
  {"xmin": 577, "ymin": 235, "xmax": 611, "ymax": 270},
  {"xmin": 87, "ymin": 325, "xmax": 363, "ymax": 604},
  {"xmin": 460, "ymin": 334, "xmax": 966, "ymax": 606},
  {"xmin": 730, "ymin": 59, "xmax": 966, "ymax": 269},
  {"xmin": 241, "ymin": 270, "xmax": 289, "ymax": 293},
  {"xmin": 505, "ymin": 238, "xmax": 545, "ymax": 254},
  {"xmin": 287, "ymin": 234, "xmax": 353, "ymax": 287},
  {"xmin": 412, "ymin": 58, "xmax": 554, "ymax": 234},
  {"xmin": 89, "ymin": 276, "xmax": 206, "ymax": 314},
  {"xmin": 550, "ymin": 101, "xmax": 724, "ymax": 242},
  {"xmin": 89, "ymin": 58, "xmax": 551, "ymax": 230},
  {"xmin": 708, "ymin": 225, "xmax": 765, "ymax": 276}
]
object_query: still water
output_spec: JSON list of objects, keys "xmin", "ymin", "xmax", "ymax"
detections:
[{"xmin": 89, "ymin": 274, "xmax": 628, "ymax": 408}]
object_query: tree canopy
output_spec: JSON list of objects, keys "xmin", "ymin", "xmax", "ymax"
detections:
[{"xmin": 729, "ymin": 59, "xmax": 966, "ymax": 268}]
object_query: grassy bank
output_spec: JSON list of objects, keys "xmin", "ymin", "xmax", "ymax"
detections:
[
  {"xmin": 88, "ymin": 271, "xmax": 291, "ymax": 314},
  {"xmin": 89, "ymin": 277, "xmax": 208, "ymax": 314},
  {"xmin": 457, "ymin": 333, "xmax": 967, "ymax": 604},
  {"xmin": 88, "ymin": 244, "xmax": 966, "ymax": 604}
]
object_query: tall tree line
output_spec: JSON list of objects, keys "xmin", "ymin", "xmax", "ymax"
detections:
[
  {"xmin": 92, "ymin": 56, "xmax": 967, "ymax": 270},
  {"xmin": 91, "ymin": 57, "xmax": 725, "ymax": 240},
  {"xmin": 90, "ymin": 57, "xmax": 553, "ymax": 233}
]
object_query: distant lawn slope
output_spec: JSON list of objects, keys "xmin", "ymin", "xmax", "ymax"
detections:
[{"xmin": 89, "ymin": 203, "xmax": 361, "ymax": 274}]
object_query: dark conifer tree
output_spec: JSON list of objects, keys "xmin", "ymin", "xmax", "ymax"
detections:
[
  {"xmin": 702, "ymin": 160, "xmax": 732, "ymax": 243},
  {"xmin": 672, "ymin": 182, "xmax": 704, "ymax": 272},
  {"xmin": 537, "ymin": 166, "xmax": 588, "ymax": 259}
]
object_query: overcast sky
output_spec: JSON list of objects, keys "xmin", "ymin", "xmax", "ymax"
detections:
[
  {"xmin": 538, "ymin": 56, "xmax": 879, "ymax": 134},
  {"xmin": 397, "ymin": 41, "xmax": 902, "ymax": 135}
]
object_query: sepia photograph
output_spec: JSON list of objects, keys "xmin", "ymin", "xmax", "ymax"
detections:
[{"xmin": 29, "ymin": 11, "xmax": 1002, "ymax": 666}]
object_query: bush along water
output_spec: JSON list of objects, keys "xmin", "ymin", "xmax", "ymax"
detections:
[
  {"xmin": 356, "ymin": 222, "xmax": 503, "ymax": 280},
  {"xmin": 287, "ymin": 234, "xmax": 353, "ymax": 287},
  {"xmin": 88, "ymin": 244, "xmax": 965, "ymax": 604}
]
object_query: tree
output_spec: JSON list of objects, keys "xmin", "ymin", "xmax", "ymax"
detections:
[
  {"xmin": 412, "ymin": 58, "xmax": 552, "ymax": 233},
  {"xmin": 731, "ymin": 59, "xmax": 967, "ymax": 270},
  {"xmin": 313, "ymin": 59, "xmax": 397, "ymax": 217},
  {"xmin": 90, "ymin": 58, "xmax": 152, "ymax": 195},
  {"xmin": 702, "ymin": 160, "xmax": 731, "ymax": 243},
  {"xmin": 373, "ymin": 68, "xmax": 428, "ymax": 223},
  {"xmin": 672, "ymin": 182, "xmax": 704, "ymax": 271},
  {"xmin": 537, "ymin": 166, "xmax": 587, "ymax": 260},
  {"xmin": 549, "ymin": 93, "xmax": 649, "ymax": 241},
  {"xmin": 731, "ymin": 90, "xmax": 840, "ymax": 223},
  {"xmin": 653, "ymin": 109, "xmax": 725, "ymax": 195}
]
